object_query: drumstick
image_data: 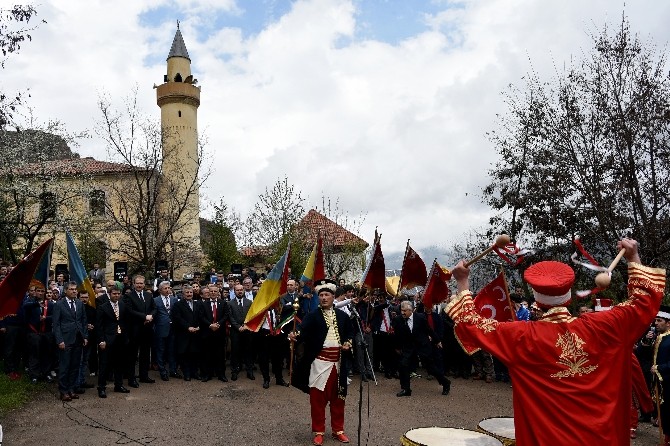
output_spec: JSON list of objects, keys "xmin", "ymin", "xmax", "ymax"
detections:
[
  {"xmin": 464, "ymin": 234, "xmax": 511, "ymax": 268},
  {"xmin": 594, "ymin": 248, "xmax": 626, "ymax": 288}
]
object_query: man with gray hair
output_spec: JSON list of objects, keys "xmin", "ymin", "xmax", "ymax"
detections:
[
  {"xmin": 153, "ymin": 281, "xmax": 178, "ymax": 381},
  {"xmin": 392, "ymin": 300, "xmax": 451, "ymax": 397}
]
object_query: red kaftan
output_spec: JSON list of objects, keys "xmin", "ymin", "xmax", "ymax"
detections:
[{"xmin": 446, "ymin": 263, "xmax": 665, "ymax": 446}]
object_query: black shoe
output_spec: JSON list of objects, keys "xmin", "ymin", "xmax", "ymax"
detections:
[
  {"xmin": 201, "ymin": 376, "xmax": 211, "ymax": 382},
  {"xmin": 247, "ymin": 372, "xmax": 255, "ymax": 380},
  {"xmin": 31, "ymin": 378, "xmax": 38, "ymax": 384},
  {"xmin": 184, "ymin": 376, "xmax": 191, "ymax": 382},
  {"xmin": 160, "ymin": 374, "xmax": 169, "ymax": 381},
  {"xmin": 263, "ymin": 380, "xmax": 270, "ymax": 389},
  {"xmin": 442, "ymin": 382, "xmax": 451, "ymax": 396},
  {"xmin": 128, "ymin": 380, "xmax": 140, "ymax": 388},
  {"xmin": 98, "ymin": 389, "xmax": 107, "ymax": 398},
  {"xmin": 81, "ymin": 383, "xmax": 95, "ymax": 389},
  {"xmin": 74, "ymin": 388, "xmax": 86, "ymax": 394},
  {"xmin": 276, "ymin": 379, "xmax": 288, "ymax": 387},
  {"xmin": 139, "ymin": 377, "xmax": 155, "ymax": 383},
  {"xmin": 231, "ymin": 373, "xmax": 238, "ymax": 381},
  {"xmin": 361, "ymin": 375, "xmax": 369, "ymax": 382},
  {"xmin": 384, "ymin": 373, "xmax": 392, "ymax": 379},
  {"xmin": 170, "ymin": 372, "xmax": 183, "ymax": 379},
  {"xmin": 218, "ymin": 375, "xmax": 228, "ymax": 382},
  {"xmin": 45, "ymin": 375, "xmax": 54, "ymax": 383},
  {"xmin": 114, "ymin": 386, "xmax": 130, "ymax": 393},
  {"xmin": 193, "ymin": 374, "xmax": 201, "ymax": 381},
  {"xmin": 396, "ymin": 389, "xmax": 412, "ymax": 397}
]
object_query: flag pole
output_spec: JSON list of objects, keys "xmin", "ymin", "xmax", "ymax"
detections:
[{"xmin": 499, "ymin": 265, "xmax": 516, "ymax": 321}]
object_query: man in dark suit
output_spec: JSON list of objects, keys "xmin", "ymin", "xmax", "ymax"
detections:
[
  {"xmin": 153, "ymin": 280, "xmax": 179, "ymax": 381},
  {"xmin": 52, "ymin": 281, "xmax": 89, "ymax": 401},
  {"xmin": 96, "ymin": 285, "xmax": 130, "ymax": 398},
  {"xmin": 229, "ymin": 284, "xmax": 254, "ymax": 381},
  {"xmin": 171, "ymin": 285, "xmax": 202, "ymax": 380},
  {"xmin": 88, "ymin": 263, "xmax": 105, "ymax": 285},
  {"xmin": 392, "ymin": 300, "xmax": 450, "ymax": 397},
  {"xmin": 123, "ymin": 274, "xmax": 157, "ymax": 387},
  {"xmin": 23, "ymin": 282, "xmax": 55, "ymax": 383},
  {"xmin": 199, "ymin": 284, "xmax": 229, "ymax": 382}
]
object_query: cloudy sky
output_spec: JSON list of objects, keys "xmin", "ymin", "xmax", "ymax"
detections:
[{"xmin": 3, "ymin": 0, "xmax": 670, "ymax": 259}]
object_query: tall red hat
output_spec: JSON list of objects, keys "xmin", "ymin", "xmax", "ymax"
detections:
[{"xmin": 524, "ymin": 261, "xmax": 575, "ymax": 307}]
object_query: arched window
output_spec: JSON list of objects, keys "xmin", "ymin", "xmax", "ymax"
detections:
[
  {"xmin": 178, "ymin": 110, "xmax": 182, "ymax": 117},
  {"xmin": 89, "ymin": 189, "xmax": 106, "ymax": 216},
  {"xmin": 39, "ymin": 191, "xmax": 57, "ymax": 220},
  {"xmin": 174, "ymin": 73, "xmax": 182, "ymax": 82}
]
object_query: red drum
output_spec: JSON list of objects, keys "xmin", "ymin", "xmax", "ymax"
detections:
[{"xmin": 401, "ymin": 427, "xmax": 503, "ymax": 446}]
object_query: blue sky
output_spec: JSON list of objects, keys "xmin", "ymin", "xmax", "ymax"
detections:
[{"xmin": 4, "ymin": 0, "xmax": 670, "ymax": 257}]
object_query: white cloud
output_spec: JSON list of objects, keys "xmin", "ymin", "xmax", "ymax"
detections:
[{"xmin": 4, "ymin": 0, "xmax": 670, "ymax": 257}]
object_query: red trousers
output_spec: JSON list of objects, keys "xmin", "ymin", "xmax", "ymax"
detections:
[{"xmin": 309, "ymin": 366, "xmax": 345, "ymax": 434}]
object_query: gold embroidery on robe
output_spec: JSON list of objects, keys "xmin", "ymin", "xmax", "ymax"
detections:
[{"xmin": 551, "ymin": 331, "xmax": 598, "ymax": 379}]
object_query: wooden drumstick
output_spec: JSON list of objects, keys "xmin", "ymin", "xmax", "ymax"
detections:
[
  {"xmin": 594, "ymin": 248, "xmax": 626, "ymax": 288},
  {"xmin": 465, "ymin": 234, "xmax": 511, "ymax": 268}
]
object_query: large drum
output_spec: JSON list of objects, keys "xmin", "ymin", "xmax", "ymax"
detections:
[
  {"xmin": 401, "ymin": 427, "xmax": 502, "ymax": 446},
  {"xmin": 477, "ymin": 417, "xmax": 516, "ymax": 446}
]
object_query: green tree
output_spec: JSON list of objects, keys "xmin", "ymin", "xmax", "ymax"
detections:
[
  {"xmin": 485, "ymin": 16, "xmax": 670, "ymax": 268},
  {"xmin": 202, "ymin": 198, "xmax": 242, "ymax": 272}
]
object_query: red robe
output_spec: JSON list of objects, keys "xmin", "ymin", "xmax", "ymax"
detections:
[{"xmin": 446, "ymin": 263, "xmax": 665, "ymax": 446}]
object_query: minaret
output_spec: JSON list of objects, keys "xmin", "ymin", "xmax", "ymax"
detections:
[{"xmin": 156, "ymin": 23, "xmax": 201, "ymax": 270}]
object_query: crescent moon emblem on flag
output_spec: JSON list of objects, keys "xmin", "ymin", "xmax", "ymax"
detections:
[
  {"xmin": 481, "ymin": 304, "xmax": 496, "ymax": 320},
  {"xmin": 494, "ymin": 286, "xmax": 506, "ymax": 301}
]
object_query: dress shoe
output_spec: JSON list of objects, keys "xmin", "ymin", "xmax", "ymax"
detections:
[
  {"xmin": 247, "ymin": 372, "xmax": 255, "ymax": 380},
  {"xmin": 442, "ymin": 382, "xmax": 451, "ymax": 396},
  {"xmin": 81, "ymin": 383, "xmax": 95, "ymax": 389},
  {"xmin": 361, "ymin": 375, "xmax": 369, "ymax": 383},
  {"xmin": 231, "ymin": 373, "xmax": 238, "ymax": 381},
  {"xmin": 114, "ymin": 386, "xmax": 130, "ymax": 393},
  {"xmin": 263, "ymin": 380, "xmax": 270, "ymax": 389},
  {"xmin": 184, "ymin": 376, "xmax": 191, "ymax": 382},
  {"xmin": 45, "ymin": 375, "xmax": 54, "ymax": 383},
  {"xmin": 276, "ymin": 379, "xmax": 288, "ymax": 387},
  {"xmin": 218, "ymin": 375, "xmax": 228, "ymax": 382},
  {"xmin": 31, "ymin": 378, "xmax": 38, "ymax": 384},
  {"xmin": 139, "ymin": 377, "xmax": 155, "ymax": 383},
  {"xmin": 160, "ymin": 374, "xmax": 169, "ymax": 381},
  {"xmin": 74, "ymin": 387, "xmax": 86, "ymax": 394},
  {"xmin": 69, "ymin": 393, "xmax": 80, "ymax": 399},
  {"xmin": 128, "ymin": 380, "xmax": 140, "ymax": 388},
  {"xmin": 98, "ymin": 389, "xmax": 107, "ymax": 398},
  {"xmin": 332, "ymin": 432, "xmax": 350, "ymax": 443},
  {"xmin": 312, "ymin": 434, "xmax": 324, "ymax": 446},
  {"xmin": 169, "ymin": 371, "xmax": 183, "ymax": 379},
  {"xmin": 396, "ymin": 389, "xmax": 412, "ymax": 397},
  {"xmin": 201, "ymin": 376, "xmax": 211, "ymax": 382},
  {"xmin": 60, "ymin": 393, "xmax": 72, "ymax": 402},
  {"xmin": 630, "ymin": 428, "xmax": 637, "ymax": 439},
  {"xmin": 472, "ymin": 374, "xmax": 483, "ymax": 380},
  {"xmin": 485, "ymin": 376, "xmax": 494, "ymax": 383}
]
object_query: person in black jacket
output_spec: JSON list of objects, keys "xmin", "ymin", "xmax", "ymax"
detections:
[
  {"xmin": 96, "ymin": 285, "xmax": 130, "ymax": 397},
  {"xmin": 392, "ymin": 300, "xmax": 450, "ymax": 397},
  {"xmin": 171, "ymin": 285, "xmax": 202, "ymax": 381}
]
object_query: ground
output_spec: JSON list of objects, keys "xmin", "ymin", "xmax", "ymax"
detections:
[{"xmin": 0, "ymin": 373, "xmax": 659, "ymax": 445}]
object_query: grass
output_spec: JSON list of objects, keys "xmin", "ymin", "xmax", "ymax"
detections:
[{"xmin": 0, "ymin": 373, "xmax": 45, "ymax": 419}]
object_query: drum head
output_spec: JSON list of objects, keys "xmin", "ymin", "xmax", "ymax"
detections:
[
  {"xmin": 401, "ymin": 427, "xmax": 502, "ymax": 446},
  {"xmin": 477, "ymin": 417, "xmax": 515, "ymax": 441}
]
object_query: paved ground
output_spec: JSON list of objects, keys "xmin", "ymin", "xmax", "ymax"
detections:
[{"xmin": 1, "ymin": 372, "xmax": 660, "ymax": 445}]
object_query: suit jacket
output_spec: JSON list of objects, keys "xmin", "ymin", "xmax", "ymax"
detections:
[
  {"xmin": 123, "ymin": 289, "xmax": 157, "ymax": 336},
  {"xmin": 392, "ymin": 312, "xmax": 439, "ymax": 358},
  {"xmin": 172, "ymin": 299, "xmax": 202, "ymax": 354},
  {"xmin": 279, "ymin": 292, "xmax": 299, "ymax": 321},
  {"xmin": 89, "ymin": 268, "xmax": 105, "ymax": 284},
  {"xmin": 96, "ymin": 300, "xmax": 129, "ymax": 346},
  {"xmin": 200, "ymin": 299, "xmax": 229, "ymax": 338},
  {"xmin": 52, "ymin": 298, "xmax": 88, "ymax": 345},
  {"xmin": 153, "ymin": 294, "xmax": 178, "ymax": 338},
  {"xmin": 228, "ymin": 297, "xmax": 252, "ymax": 330},
  {"xmin": 23, "ymin": 299, "xmax": 54, "ymax": 333}
]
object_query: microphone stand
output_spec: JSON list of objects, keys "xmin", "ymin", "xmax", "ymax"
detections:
[{"xmin": 348, "ymin": 302, "xmax": 376, "ymax": 446}]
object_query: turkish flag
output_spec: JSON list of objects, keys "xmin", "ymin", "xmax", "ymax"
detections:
[
  {"xmin": 473, "ymin": 272, "xmax": 514, "ymax": 322},
  {"xmin": 398, "ymin": 244, "xmax": 427, "ymax": 290},
  {"xmin": 361, "ymin": 236, "xmax": 386, "ymax": 291},
  {"xmin": 422, "ymin": 260, "xmax": 452, "ymax": 308}
]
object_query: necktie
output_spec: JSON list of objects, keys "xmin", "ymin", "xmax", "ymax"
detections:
[
  {"xmin": 69, "ymin": 300, "xmax": 75, "ymax": 314},
  {"xmin": 405, "ymin": 317, "xmax": 411, "ymax": 332},
  {"xmin": 165, "ymin": 297, "xmax": 170, "ymax": 311},
  {"xmin": 238, "ymin": 299, "xmax": 243, "ymax": 307},
  {"xmin": 427, "ymin": 313, "xmax": 434, "ymax": 330},
  {"xmin": 113, "ymin": 302, "xmax": 121, "ymax": 334},
  {"xmin": 212, "ymin": 302, "xmax": 217, "ymax": 320},
  {"xmin": 40, "ymin": 304, "xmax": 47, "ymax": 332}
]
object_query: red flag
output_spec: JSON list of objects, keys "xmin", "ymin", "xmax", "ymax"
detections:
[
  {"xmin": 422, "ymin": 260, "xmax": 452, "ymax": 307},
  {"xmin": 473, "ymin": 272, "xmax": 514, "ymax": 322},
  {"xmin": 0, "ymin": 238, "xmax": 54, "ymax": 320},
  {"xmin": 398, "ymin": 241, "xmax": 427, "ymax": 291},
  {"xmin": 313, "ymin": 234, "xmax": 325, "ymax": 282},
  {"xmin": 361, "ymin": 233, "xmax": 386, "ymax": 291}
]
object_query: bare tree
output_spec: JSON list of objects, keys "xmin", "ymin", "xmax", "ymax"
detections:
[{"xmin": 96, "ymin": 88, "xmax": 209, "ymax": 275}]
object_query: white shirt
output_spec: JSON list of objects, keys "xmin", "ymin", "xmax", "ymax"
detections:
[{"xmin": 406, "ymin": 314, "xmax": 414, "ymax": 332}]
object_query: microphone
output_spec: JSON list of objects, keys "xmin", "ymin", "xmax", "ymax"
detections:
[{"xmin": 335, "ymin": 298, "xmax": 353, "ymax": 309}]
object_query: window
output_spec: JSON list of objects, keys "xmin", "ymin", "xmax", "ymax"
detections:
[
  {"xmin": 89, "ymin": 189, "xmax": 106, "ymax": 216},
  {"xmin": 178, "ymin": 110, "xmax": 182, "ymax": 117},
  {"xmin": 39, "ymin": 192, "xmax": 57, "ymax": 221}
]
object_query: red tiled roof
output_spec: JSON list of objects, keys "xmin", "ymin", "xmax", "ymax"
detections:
[
  {"xmin": 14, "ymin": 157, "xmax": 137, "ymax": 176},
  {"xmin": 297, "ymin": 209, "xmax": 368, "ymax": 248}
]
